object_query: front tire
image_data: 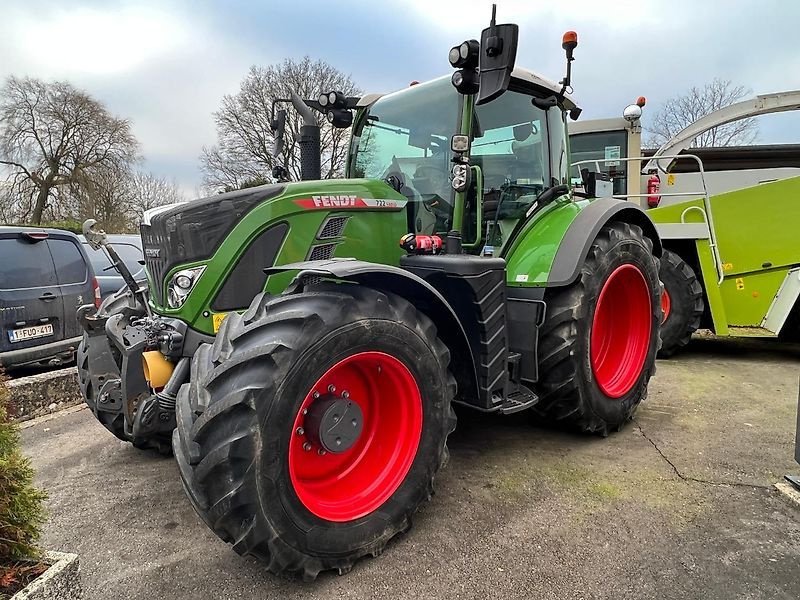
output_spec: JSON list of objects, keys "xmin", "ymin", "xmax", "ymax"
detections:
[
  {"xmin": 173, "ymin": 283, "xmax": 456, "ymax": 580},
  {"xmin": 533, "ymin": 221, "xmax": 661, "ymax": 435}
]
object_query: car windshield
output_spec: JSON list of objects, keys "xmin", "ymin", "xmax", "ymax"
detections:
[{"xmin": 85, "ymin": 242, "xmax": 144, "ymax": 278}]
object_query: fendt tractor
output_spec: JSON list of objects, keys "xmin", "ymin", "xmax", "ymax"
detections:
[{"xmin": 77, "ymin": 9, "xmax": 663, "ymax": 579}]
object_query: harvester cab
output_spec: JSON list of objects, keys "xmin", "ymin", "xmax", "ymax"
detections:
[{"xmin": 77, "ymin": 6, "xmax": 663, "ymax": 580}]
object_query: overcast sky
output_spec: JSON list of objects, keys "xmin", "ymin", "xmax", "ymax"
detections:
[{"xmin": 2, "ymin": 0, "xmax": 799, "ymax": 197}]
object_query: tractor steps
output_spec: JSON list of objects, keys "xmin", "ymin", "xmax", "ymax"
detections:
[{"xmin": 498, "ymin": 387, "xmax": 539, "ymax": 415}]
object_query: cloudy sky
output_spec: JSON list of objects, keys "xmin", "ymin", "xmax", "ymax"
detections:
[{"xmin": 3, "ymin": 0, "xmax": 799, "ymax": 196}]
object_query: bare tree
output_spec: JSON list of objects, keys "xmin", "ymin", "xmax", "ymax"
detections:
[
  {"xmin": 645, "ymin": 79, "xmax": 758, "ymax": 149},
  {"xmin": 126, "ymin": 171, "xmax": 184, "ymax": 219},
  {"xmin": 0, "ymin": 76, "xmax": 139, "ymax": 224},
  {"xmin": 201, "ymin": 57, "xmax": 360, "ymax": 192}
]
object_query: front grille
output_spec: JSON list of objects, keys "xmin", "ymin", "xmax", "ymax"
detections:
[
  {"xmin": 317, "ymin": 216, "xmax": 349, "ymax": 239},
  {"xmin": 140, "ymin": 224, "xmax": 168, "ymax": 305},
  {"xmin": 308, "ymin": 243, "xmax": 337, "ymax": 261}
]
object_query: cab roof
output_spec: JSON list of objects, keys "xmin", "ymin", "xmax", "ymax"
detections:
[{"xmin": 357, "ymin": 68, "xmax": 579, "ymax": 112}]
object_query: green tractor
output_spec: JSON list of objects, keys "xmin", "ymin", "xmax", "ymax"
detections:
[{"xmin": 77, "ymin": 10, "xmax": 662, "ymax": 579}]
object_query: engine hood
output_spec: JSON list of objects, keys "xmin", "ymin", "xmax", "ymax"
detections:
[{"xmin": 140, "ymin": 183, "xmax": 286, "ymax": 304}]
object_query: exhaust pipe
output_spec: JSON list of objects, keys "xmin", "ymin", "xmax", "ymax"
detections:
[{"xmin": 290, "ymin": 91, "xmax": 321, "ymax": 181}]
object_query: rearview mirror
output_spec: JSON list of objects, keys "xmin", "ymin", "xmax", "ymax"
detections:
[{"xmin": 476, "ymin": 8, "xmax": 518, "ymax": 105}]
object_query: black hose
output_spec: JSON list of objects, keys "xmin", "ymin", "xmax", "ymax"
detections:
[{"xmin": 159, "ymin": 357, "xmax": 190, "ymax": 399}]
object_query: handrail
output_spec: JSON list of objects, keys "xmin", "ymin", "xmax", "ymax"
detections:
[
  {"xmin": 570, "ymin": 153, "xmax": 724, "ymax": 284},
  {"xmin": 463, "ymin": 165, "xmax": 484, "ymax": 250}
]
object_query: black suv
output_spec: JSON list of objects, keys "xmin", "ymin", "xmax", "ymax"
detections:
[{"xmin": 0, "ymin": 227, "xmax": 99, "ymax": 369}]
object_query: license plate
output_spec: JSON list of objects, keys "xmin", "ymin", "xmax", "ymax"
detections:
[{"xmin": 8, "ymin": 324, "xmax": 54, "ymax": 343}]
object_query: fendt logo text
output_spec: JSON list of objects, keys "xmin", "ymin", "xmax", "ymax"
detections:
[{"xmin": 311, "ymin": 195, "xmax": 358, "ymax": 207}]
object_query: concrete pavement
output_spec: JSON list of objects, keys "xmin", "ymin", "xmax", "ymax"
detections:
[{"xmin": 22, "ymin": 337, "xmax": 800, "ymax": 599}]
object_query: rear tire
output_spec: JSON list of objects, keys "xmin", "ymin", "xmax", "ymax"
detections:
[
  {"xmin": 173, "ymin": 283, "xmax": 456, "ymax": 580},
  {"xmin": 658, "ymin": 249, "xmax": 704, "ymax": 357},
  {"xmin": 533, "ymin": 222, "xmax": 661, "ymax": 435}
]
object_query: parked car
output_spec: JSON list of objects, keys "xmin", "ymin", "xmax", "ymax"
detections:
[
  {"xmin": 0, "ymin": 227, "xmax": 99, "ymax": 369},
  {"xmin": 80, "ymin": 234, "xmax": 144, "ymax": 298}
]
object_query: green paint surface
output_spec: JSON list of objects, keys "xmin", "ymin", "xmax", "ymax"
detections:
[
  {"xmin": 504, "ymin": 196, "xmax": 583, "ymax": 286},
  {"xmin": 153, "ymin": 179, "xmax": 408, "ymax": 335},
  {"xmin": 650, "ymin": 175, "xmax": 800, "ymax": 334}
]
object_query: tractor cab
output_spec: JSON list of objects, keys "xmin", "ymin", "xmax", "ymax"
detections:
[{"xmin": 348, "ymin": 70, "xmax": 577, "ymax": 254}]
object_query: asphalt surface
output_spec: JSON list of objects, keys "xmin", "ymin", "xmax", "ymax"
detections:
[{"xmin": 22, "ymin": 337, "xmax": 800, "ymax": 599}]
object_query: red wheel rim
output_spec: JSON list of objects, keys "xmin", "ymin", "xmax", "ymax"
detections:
[
  {"xmin": 590, "ymin": 264, "xmax": 652, "ymax": 399},
  {"xmin": 661, "ymin": 288, "xmax": 671, "ymax": 323},
  {"xmin": 288, "ymin": 351, "xmax": 422, "ymax": 522}
]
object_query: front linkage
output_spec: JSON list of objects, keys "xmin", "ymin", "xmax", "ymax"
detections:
[{"xmin": 77, "ymin": 221, "xmax": 191, "ymax": 453}]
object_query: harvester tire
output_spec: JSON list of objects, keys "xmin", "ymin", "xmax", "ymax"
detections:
[
  {"xmin": 173, "ymin": 283, "xmax": 456, "ymax": 580},
  {"xmin": 658, "ymin": 249, "xmax": 704, "ymax": 357},
  {"xmin": 533, "ymin": 221, "xmax": 661, "ymax": 435}
]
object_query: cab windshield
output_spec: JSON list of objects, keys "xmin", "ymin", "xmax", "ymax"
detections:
[{"xmin": 349, "ymin": 77, "xmax": 555, "ymax": 234}]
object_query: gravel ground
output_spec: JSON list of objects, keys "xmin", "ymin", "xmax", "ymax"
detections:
[{"xmin": 21, "ymin": 337, "xmax": 800, "ymax": 599}]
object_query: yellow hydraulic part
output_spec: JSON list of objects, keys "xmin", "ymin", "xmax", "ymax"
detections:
[{"xmin": 142, "ymin": 351, "xmax": 174, "ymax": 389}]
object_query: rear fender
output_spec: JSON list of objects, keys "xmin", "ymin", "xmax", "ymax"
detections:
[
  {"xmin": 265, "ymin": 259, "xmax": 479, "ymax": 406},
  {"xmin": 547, "ymin": 198, "xmax": 662, "ymax": 288}
]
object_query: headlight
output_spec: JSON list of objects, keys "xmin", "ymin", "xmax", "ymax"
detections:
[
  {"xmin": 451, "ymin": 163, "xmax": 470, "ymax": 192},
  {"xmin": 167, "ymin": 266, "xmax": 205, "ymax": 309}
]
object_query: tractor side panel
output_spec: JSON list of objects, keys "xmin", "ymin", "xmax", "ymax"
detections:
[
  {"xmin": 157, "ymin": 179, "xmax": 409, "ymax": 335},
  {"xmin": 503, "ymin": 198, "xmax": 582, "ymax": 287},
  {"xmin": 650, "ymin": 176, "xmax": 800, "ymax": 335}
]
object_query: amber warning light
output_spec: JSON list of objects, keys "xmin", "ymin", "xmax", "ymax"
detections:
[{"xmin": 562, "ymin": 31, "xmax": 578, "ymax": 51}]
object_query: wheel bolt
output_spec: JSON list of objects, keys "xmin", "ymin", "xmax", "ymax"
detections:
[
  {"xmin": 342, "ymin": 390, "xmax": 350, "ymax": 399},
  {"xmin": 352, "ymin": 419, "xmax": 358, "ymax": 427},
  {"xmin": 312, "ymin": 391, "xmax": 320, "ymax": 399},
  {"xmin": 328, "ymin": 384, "xmax": 336, "ymax": 393},
  {"xmin": 335, "ymin": 437, "xmax": 342, "ymax": 446},
  {"xmin": 317, "ymin": 448, "xmax": 326, "ymax": 456},
  {"xmin": 303, "ymin": 442, "xmax": 312, "ymax": 452},
  {"xmin": 333, "ymin": 414, "xmax": 340, "ymax": 423},
  {"xmin": 302, "ymin": 408, "xmax": 308, "ymax": 415},
  {"xmin": 296, "ymin": 427, "xmax": 304, "ymax": 436}
]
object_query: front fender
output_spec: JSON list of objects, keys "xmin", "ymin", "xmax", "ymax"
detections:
[
  {"xmin": 503, "ymin": 198, "xmax": 583, "ymax": 287},
  {"xmin": 264, "ymin": 259, "xmax": 479, "ymax": 406},
  {"xmin": 548, "ymin": 197, "xmax": 661, "ymax": 287},
  {"xmin": 504, "ymin": 197, "xmax": 661, "ymax": 289}
]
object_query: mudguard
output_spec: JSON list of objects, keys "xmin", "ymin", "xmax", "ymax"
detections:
[
  {"xmin": 264, "ymin": 259, "xmax": 479, "ymax": 405},
  {"xmin": 504, "ymin": 197, "xmax": 661, "ymax": 289},
  {"xmin": 548, "ymin": 197, "xmax": 661, "ymax": 287}
]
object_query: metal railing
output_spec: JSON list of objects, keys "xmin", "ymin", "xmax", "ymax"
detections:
[{"xmin": 571, "ymin": 154, "xmax": 724, "ymax": 284}]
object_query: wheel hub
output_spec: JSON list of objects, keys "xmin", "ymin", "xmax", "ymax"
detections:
[
  {"xmin": 288, "ymin": 351, "xmax": 423, "ymax": 522},
  {"xmin": 590, "ymin": 263, "xmax": 652, "ymax": 399},
  {"xmin": 304, "ymin": 394, "xmax": 363, "ymax": 453}
]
